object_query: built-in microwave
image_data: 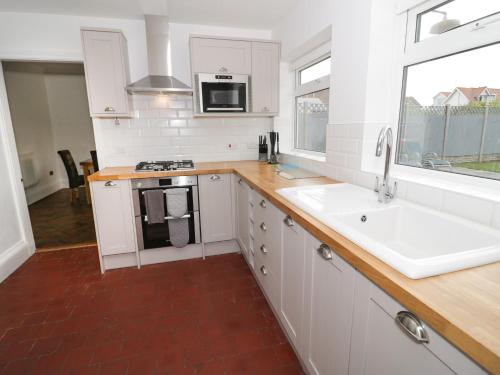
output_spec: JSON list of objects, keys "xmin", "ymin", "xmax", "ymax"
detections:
[{"xmin": 197, "ymin": 73, "xmax": 248, "ymax": 113}]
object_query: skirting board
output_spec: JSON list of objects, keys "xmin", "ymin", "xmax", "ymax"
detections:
[
  {"xmin": 0, "ymin": 240, "xmax": 32, "ymax": 282},
  {"xmin": 140, "ymin": 243, "xmax": 203, "ymax": 266},
  {"xmin": 203, "ymin": 239, "xmax": 240, "ymax": 256},
  {"xmin": 102, "ymin": 252, "xmax": 138, "ymax": 270}
]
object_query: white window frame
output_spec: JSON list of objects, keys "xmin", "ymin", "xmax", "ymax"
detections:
[
  {"xmin": 390, "ymin": 0, "xmax": 500, "ymax": 193},
  {"xmin": 292, "ymin": 45, "xmax": 331, "ymax": 156}
]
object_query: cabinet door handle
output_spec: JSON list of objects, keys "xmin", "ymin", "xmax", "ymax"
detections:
[
  {"xmin": 260, "ymin": 244, "xmax": 268, "ymax": 254},
  {"xmin": 260, "ymin": 265, "xmax": 268, "ymax": 276},
  {"xmin": 317, "ymin": 244, "xmax": 333, "ymax": 261},
  {"xmin": 104, "ymin": 181, "xmax": 117, "ymax": 187},
  {"xmin": 210, "ymin": 174, "xmax": 221, "ymax": 181},
  {"xmin": 395, "ymin": 311, "xmax": 429, "ymax": 344},
  {"xmin": 104, "ymin": 106, "xmax": 115, "ymax": 112},
  {"xmin": 259, "ymin": 199, "xmax": 266, "ymax": 208},
  {"xmin": 283, "ymin": 215, "xmax": 294, "ymax": 227},
  {"xmin": 259, "ymin": 222, "xmax": 267, "ymax": 232}
]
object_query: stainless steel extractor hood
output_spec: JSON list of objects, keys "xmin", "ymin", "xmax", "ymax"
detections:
[{"xmin": 127, "ymin": 15, "xmax": 192, "ymax": 95}]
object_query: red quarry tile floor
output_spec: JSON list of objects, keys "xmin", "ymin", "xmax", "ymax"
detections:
[{"xmin": 0, "ymin": 247, "xmax": 304, "ymax": 374}]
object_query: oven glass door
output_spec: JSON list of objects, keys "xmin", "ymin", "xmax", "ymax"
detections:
[
  {"xmin": 201, "ymin": 82, "xmax": 246, "ymax": 112},
  {"xmin": 139, "ymin": 186, "xmax": 196, "ymax": 249}
]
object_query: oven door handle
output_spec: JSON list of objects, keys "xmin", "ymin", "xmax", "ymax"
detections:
[
  {"xmin": 141, "ymin": 188, "xmax": 190, "ymax": 196},
  {"xmin": 144, "ymin": 213, "xmax": 191, "ymax": 222}
]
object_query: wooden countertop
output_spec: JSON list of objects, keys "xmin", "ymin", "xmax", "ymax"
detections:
[{"xmin": 89, "ymin": 161, "xmax": 500, "ymax": 373}]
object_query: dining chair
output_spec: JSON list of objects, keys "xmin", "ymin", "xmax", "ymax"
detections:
[
  {"xmin": 90, "ymin": 150, "xmax": 99, "ymax": 172},
  {"xmin": 57, "ymin": 150, "xmax": 84, "ymax": 204}
]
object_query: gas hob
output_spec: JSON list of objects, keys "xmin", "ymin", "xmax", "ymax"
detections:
[{"xmin": 135, "ymin": 160, "xmax": 195, "ymax": 172}]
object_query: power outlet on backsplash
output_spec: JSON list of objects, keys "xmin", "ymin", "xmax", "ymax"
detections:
[{"xmin": 49, "ymin": 171, "xmax": 54, "ymax": 176}]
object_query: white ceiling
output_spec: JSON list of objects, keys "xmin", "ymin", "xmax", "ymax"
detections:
[{"xmin": 0, "ymin": 0, "xmax": 299, "ymax": 29}]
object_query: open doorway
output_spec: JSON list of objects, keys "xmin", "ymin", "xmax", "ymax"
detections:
[{"xmin": 2, "ymin": 61, "xmax": 97, "ymax": 251}]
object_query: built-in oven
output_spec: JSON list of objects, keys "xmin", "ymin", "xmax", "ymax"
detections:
[
  {"xmin": 132, "ymin": 176, "xmax": 201, "ymax": 250},
  {"xmin": 197, "ymin": 73, "xmax": 248, "ymax": 113}
]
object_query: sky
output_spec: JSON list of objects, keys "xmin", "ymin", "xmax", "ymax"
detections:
[{"xmin": 407, "ymin": 0, "xmax": 500, "ymax": 105}]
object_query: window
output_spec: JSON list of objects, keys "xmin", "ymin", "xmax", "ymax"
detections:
[
  {"xmin": 294, "ymin": 56, "xmax": 331, "ymax": 153},
  {"xmin": 396, "ymin": 0, "xmax": 500, "ymax": 181},
  {"xmin": 416, "ymin": 0, "xmax": 500, "ymax": 42}
]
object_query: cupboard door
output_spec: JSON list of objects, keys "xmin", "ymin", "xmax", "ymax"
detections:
[
  {"xmin": 81, "ymin": 29, "xmax": 130, "ymax": 117},
  {"xmin": 91, "ymin": 180, "xmax": 136, "ymax": 256},
  {"xmin": 349, "ymin": 273, "xmax": 486, "ymax": 375},
  {"xmin": 199, "ymin": 174, "xmax": 234, "ymax": 243},
  {"xmin": 251, "ymin": 42, "xmax": 279, "ymax": 114},
  {"xmin": 280, "ymin": 215, "xmax": 307, "ymax": 349},
  {"xmin": 302, "ymin": 234, "xmax": 356, "ymax": 375},
  {"xmin": 190, "ymin": 37, "xmax": 252, "ymax": 74}
]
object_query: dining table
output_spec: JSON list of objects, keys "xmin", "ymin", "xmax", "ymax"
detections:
[{"xmin": 79, "ymin": 159, "xmax": 93, "ymax": 205}]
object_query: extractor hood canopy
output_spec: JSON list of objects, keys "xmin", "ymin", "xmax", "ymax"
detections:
[{"xmin": 127, "ymin": 15, "xmax": 192, "ymax": 95}]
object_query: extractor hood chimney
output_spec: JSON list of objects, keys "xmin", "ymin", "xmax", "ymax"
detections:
[{"xmin": 127, "ymin": 15, "xmax": 192, "ymax": 95}]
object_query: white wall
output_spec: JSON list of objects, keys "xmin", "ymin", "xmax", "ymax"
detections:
[
  {"xmin": 44, "ymin": 73, "xmax": 95, "ymax": 185},
  {"xmin": 3, "ymin": 69, "xmax": 61, "ymax": 204},
  {"xmin": 0, "ymin": 64, "xmax": 34, "ymax": 282},
  {"xmin": 0, "ymin": 12, "xmax": 148, "ymax": 81},
  {"xmin": 4, "ymin": 67, "xmax": 95, "ymax": 204}
]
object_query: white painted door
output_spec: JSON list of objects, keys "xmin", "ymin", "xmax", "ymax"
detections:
[
  {"xmin": 81, "ymin": 29, "xmax": 130, "ymax": 117},
  {"xmin": 302, "ymin": 233, "xmax": 356, "ymax": 375},
  {"xmin": 349, "ymin": 273, "xmax": 486, "ymax": 375},
  {"xmin": 236, "ymin": 177, "xmax": 250, "ymax": 257},
  {"xmin": 251, "ymin": 42, "xmax": 280, "ymax": 114},
  {"xmin": 280, "ymin": 214, "xmax": 307, "ymax": 349},
  {"xmin": 190, "ymin": 37, "xmax": 252, "ymax": 74},
  {"xmin": 91, "ymin": 180, "xmax": 136, "ymax": 256},
  {"xmin": 199, "ymin": 174, "xmax": 234, "ymax": 243}
]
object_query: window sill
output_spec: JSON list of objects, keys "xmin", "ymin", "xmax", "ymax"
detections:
[{"xmin": 283, "ymin": 150, "xmax": 327, "ymax": 163}]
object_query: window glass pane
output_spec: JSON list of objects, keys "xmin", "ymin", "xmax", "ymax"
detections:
[
  {"xmin": 300, "ymin": 57, "xmax": 331, "ymax": 85},
  {"xmin": 417, "ymin": 0, "xmax": 500, "ymax": 42},
  {"xmin": 397, "ymin": 42, "xmax": 500, "ymax": 180},
  {"xmin": 295, "ymin": 89, "xmax": 329, "ymax": 153}
]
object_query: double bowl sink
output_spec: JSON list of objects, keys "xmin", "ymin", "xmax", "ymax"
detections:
[{"xmin": 277, "ymin": 183, "xmax": 500, "ymax": 279}]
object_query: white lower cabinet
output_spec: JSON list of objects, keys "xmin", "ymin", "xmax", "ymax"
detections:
[
  {"xmin": 91, "ymin": 180, "xmax": 137, "ymax": 261},
  {"xmin": 349, "ymin": 273, "xmax": 486, "ymax": 375},
  {"xmin": 302, "ymin": 233, "xmax": 356, "ymax": 375},
  {"xmin": 199, "ymin": 173, "xmax": 234, "ymax": 243},
  {"xmin": 280, "ymin": 214, "xmax": 307, "ymax": 349}
]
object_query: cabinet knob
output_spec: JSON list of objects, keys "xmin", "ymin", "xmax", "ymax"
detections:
[
  {"xmin": 260, "ymin": 199, "xmax": 266, "ymax": 208},
  {"xmin": 210, "ymin": 174, "xmax": 221, "ymax": 181},
  {"xmin": 260, "ymin": 265, "xmax": 268, "ymax": 276},
  {"xmin": 104, "ymin": 181, "xmax": 117, "ymax": 187},
  {"xmin": 104, "ymin": 106, "xmax": 115, "ymax": 112},
  {"xmin": 283, "ymin": 215, "xmax": 294, "ymax": 227},
  {"xmin": 395, "ymin": 311, "xmax": 429, "ymax": 344},
  {"xmin": 262, "ymin": 106, "xmax": 269, "ymax": 112},
  {"xmin": 238, "ymin": 179, "xmax": 243, "ymax": 185},
  {"xmin": 219, "ymin": 67, "xmax": 228, "ymax": 73},
  {"xmin": 259, "ymin": 222, "xmax": 267, "ymax": 232},
  {"xmin": 260, "ymin": 244, "xmax": 268, "ymax": 254},
  {"xmin": 317, "ymin": 244, "xmax": 333, "ymax": 261}
]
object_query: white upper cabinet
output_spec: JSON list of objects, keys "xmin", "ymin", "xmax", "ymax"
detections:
[
  {"xmin": 190, "ymin": 37, "xmax": 252, "ymax": 74},
  {"xmin": 91, "ymin": 180, "xmax": 136, "ymax": 257},
  {"xmin": 349, "ymin": 273, "xmax": 486, "ymax": 375},
  {"xmin": 251, "ymin": 42, "xmax": 280, "ymax": 114},
  {"xmin": 199, "ymin": 174, "xmax": 234, "ymax": 243},
  {"xmin": 81, "ymin": 29, "xmax": 130, "ymax": 117},
  {"xmin": 302, "ymin": 233, "xmax": 356, "ymax": 375}
]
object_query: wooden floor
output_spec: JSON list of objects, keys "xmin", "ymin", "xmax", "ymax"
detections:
[{"xmin": 28, "ymin": 188, "xmax": 96, "ymax": 251}]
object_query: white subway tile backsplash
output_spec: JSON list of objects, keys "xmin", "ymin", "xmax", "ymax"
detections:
[{"xmin": 95, "ymin": 95, "xmax": 272, "ymax": 167}]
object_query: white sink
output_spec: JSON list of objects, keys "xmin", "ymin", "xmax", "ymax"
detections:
[{"xmin": 277, "ymin": 183, "xmax": 500, "ymax": 279}]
